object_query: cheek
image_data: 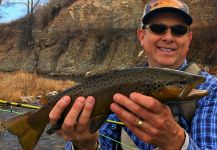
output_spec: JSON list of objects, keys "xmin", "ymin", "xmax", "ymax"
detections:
[
  {"xmin": 177, "ymin": 39, "xmax": 190, "ymax": 55},
  {"xmin": 180, "ymin": 41, "xmax": 190, "ymax": 55},
  {"xmin": 142, "ymin": 35, "xmax": 159, "ymax": 51}
]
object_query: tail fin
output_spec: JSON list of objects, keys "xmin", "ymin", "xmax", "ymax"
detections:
[{"xmin": 2, "ymin": 112, "xmax": 48, "ymax": 150}]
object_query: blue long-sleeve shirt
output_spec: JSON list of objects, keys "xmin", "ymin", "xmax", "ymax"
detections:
[{"xmin": 65, "ymin": 63, "xmax": 217, "ymax": 150}]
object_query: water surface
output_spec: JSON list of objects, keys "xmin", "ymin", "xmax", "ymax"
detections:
[{"xmin": 0, "ymin": 106, "xmax": 65, "ymax": 150}]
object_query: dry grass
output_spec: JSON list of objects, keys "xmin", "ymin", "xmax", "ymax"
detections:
[{"xmin": 0, "ymin": 71, "xmax": 74, "ymax": 101}]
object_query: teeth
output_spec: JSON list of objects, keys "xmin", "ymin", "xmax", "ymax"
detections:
[{"xmin": 160, "ymin": 48, "xmax": 174, "ymax": 52}]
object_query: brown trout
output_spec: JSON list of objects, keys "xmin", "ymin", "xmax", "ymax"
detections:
[{"xmin": 2, "ymin": 67, "xmax": 208, "ymax": 150}]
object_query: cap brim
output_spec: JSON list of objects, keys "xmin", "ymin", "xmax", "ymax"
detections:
[{"xmin": 142, "ymin": 7, "xmax": 193, "ymax": 25}]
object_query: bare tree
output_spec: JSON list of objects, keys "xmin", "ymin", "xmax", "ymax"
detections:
[
  {"xmin": 10, "ymin": 0, "xmax": 41, "ymax": 48},
  {"xmin": 0, "ymin": 0, "xmax": 15, "ymax": 20},
  {"xmin": 1, "ymin": 0, "xmax": 16, "ymax": 6}
]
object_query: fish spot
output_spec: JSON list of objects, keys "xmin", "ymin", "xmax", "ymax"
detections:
[
  {"xmin": 165, "ymin": 83, "xmax": 170, "ymax": 86},
  {"xmin": 179, "ymin": 80, "xmax": 188, "ymax": 85}
]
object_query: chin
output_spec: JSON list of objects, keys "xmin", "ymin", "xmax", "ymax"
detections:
[
  {"xmin": 157, "ymin": 60, "xmax": 176, "ymax": 68},
  {"xmin": 148, "ymin": 58, "xmax": 178, "ymax": 69}
]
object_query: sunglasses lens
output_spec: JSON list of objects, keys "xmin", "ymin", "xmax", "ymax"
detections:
[
  {"xmin": 172, "ymin": 25, "xmax": 189, "ymax": 36},
  {"xmin": 146, "ymin": 24, "xmax": 189, "ymax": 36},
  {"xmin": 149, "ymin": 24, "xmax": 167, "ymax": 34}
]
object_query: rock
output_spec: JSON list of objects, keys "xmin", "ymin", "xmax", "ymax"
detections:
[
  {"xmin": 20, "ymin": 96, "xmax": 35, "ymax": 103},
  {"xmin": 0, "ymin": 0, "xmax": 216, "ymax": 76}
]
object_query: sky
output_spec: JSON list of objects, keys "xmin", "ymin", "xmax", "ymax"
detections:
[{"xmin": 0, "ymin": 0, "xmax": 48, "ymax": 23}]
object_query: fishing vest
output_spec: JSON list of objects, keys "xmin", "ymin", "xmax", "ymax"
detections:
[{"xmin": 171, "ymin": 62, "xmax": 201, "ymax": 123}]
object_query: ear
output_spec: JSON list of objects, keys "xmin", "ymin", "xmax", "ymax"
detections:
[
  {"xmin": 186, "ymin": 31, "xmax": 193, "ymax": 52},
  {"xmin": 188, "ymin": 31, "xmax": 193, "ymax": 42},
  {"xmin": 137, "ymin": 28, "xmax": 145, "ymax": 46}
]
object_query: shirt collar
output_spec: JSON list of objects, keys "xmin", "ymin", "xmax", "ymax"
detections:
[
  {"xmin": 144, "ymin": 59, "xmax": 188, "ymax": 71},
  {"xmin": 178, "ymin": 59, "xmax": 187, "ymax": 71}
]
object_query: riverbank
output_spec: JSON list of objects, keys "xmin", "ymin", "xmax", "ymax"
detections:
[{"xmin": 0, "ymin": 71, "xmax": 74, "ymax": 102}]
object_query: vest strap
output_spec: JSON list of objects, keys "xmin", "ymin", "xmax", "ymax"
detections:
[{"xmin": 175, "ymin": 62, "xmax": 201, "ymax": 122}]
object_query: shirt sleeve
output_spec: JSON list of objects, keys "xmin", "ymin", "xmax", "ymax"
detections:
[
  {"xmin": 188, "ymin": 75, "xmax": 217, "ymax": 150},
  {"xmin": 64, "ymin": 114, "xmax": 121, "ymax": 150},
  {"xmin": 153, "ymin": 130, "xmax": 189, "ymax": 150},
  {"xmin": 181, "ymin": 131, "xmax": 190, "ymax": 150},
  {"xmin": 99, "ymin": 114, "xmax": 122, "ymax": 150}
]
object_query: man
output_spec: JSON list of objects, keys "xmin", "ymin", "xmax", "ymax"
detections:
[{"xmin": 49, "ymin": 0, "xmax": 217, "ymax": 149}]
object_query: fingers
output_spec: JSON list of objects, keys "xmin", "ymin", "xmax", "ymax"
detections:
[
  {"xmin": 49, "ymin": 96, "xmax": 98, "ymax": 143},
  {"xmin": 49, "ymin": 96, "xmax": 71, "ymax": 124},
  {"xmin": 130, "ymin": 92, "xmax": 166, "ymax": 114},
  {"xmin": 112, "ymin": 92, "xmax": 184, "ymax": 148},
  {"xmin": 112, "ymin": 93, "xmax": 150, "ymax": 119},
  {"xmin": 76, "ymin": 96, "xmax": 95, "ymax": 132},
  {"xmin": 112, "ymin": 92, "xmax": 166, "ymax": 115},
  {"xmin": 61, "ymin": 96, "xmax": 85, "ymax": 132},
  {"xmin": 110, "ymin": 102, "xmax": 139, "ymax": 124},
  {"xmin": 123, "ymin": 120, "xmax": 152, "ymax": 143},
  {"xmin": 111, "ymin": 93, "xmax": 167, "ymax": 128},
  {"xmin": 56, "ymin": 96, "xmax": 95, "ymax": 134},
  {"xmin": 110, "ymin": 102, "xmax": 154, "ymax": 134}
]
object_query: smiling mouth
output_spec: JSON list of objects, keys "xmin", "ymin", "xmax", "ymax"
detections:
[{"xmin": 158, "ymin": 47, "xmax": 176, "ymax": 52}]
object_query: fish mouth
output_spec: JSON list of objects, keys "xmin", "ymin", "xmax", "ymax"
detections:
[
  {"xmin": 187, "ymin": 76, "xmax": 208, "ymax": 100},
  {"xmin": 186, "ymin": 89, "xmax": 208, "ymax": 101}
]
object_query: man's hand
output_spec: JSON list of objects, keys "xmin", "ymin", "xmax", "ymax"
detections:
[
  {"xmin": 110, "ymin": 92, "xmax": 185, "ymax": 150},
  {"xmin": 49, "ymin": 96, "xmax": 98, "ymax": 150}
]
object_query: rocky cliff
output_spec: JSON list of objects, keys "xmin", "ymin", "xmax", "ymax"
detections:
[{"xmin": 0, "ymin": 0, "xmax": 216, "ymax": 77}]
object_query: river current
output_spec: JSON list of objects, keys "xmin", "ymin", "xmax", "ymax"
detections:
[{"xmin": 0, "ymin": 106, "xmax": 65, "ymax": 150}]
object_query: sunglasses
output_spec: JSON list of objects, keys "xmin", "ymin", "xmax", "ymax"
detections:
[{"xmin": 143, "ymin": 24, "xmax": 190, "ymax": 36}]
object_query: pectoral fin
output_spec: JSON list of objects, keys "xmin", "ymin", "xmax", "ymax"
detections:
[
  {"xmin": 178, "ymin": 83, "xmax": 194, "ymax": 99},
  {"xmin": 89, "ymin": 115, "xmax": 108, "ymax": 133},
  {"xmin": 46, "ymin": 117, "xmax": 64, "ymax": 135}
]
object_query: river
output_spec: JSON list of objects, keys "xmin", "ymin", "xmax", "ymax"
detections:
[{"xmin": 0, "ymin": 106, "xmax": 66, "ymax": 150}]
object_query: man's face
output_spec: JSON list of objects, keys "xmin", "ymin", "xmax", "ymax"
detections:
[{"xmin": 137, "ymin": 13, "xmax": 192, "ymax": 69}]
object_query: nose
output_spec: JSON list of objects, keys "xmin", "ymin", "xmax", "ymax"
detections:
[{"xmin": 162, "ymin": 29, "xmax": 174, "ymax": 43}]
